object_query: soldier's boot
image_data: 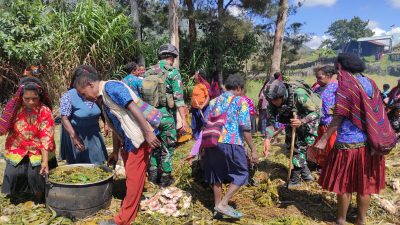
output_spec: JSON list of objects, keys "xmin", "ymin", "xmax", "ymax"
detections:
[
  {"xmin": 148, "ymin": 169, "xmax": 159, "ymax": 184},
  {"xmin": 288, "ymin": 168, "xmax": 302, "ymax": 188},
  {"xmin": 160, "ymin": 172, "xmax": 175, "ymax": 187},
  {"xmin": 301, "ymin": 165, "xmax": 314, "ymax": 182}
]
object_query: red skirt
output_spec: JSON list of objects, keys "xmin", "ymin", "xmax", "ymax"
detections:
[{"xmin": 318, "ymin": 145, "xmax": 385, "ymax": 195}]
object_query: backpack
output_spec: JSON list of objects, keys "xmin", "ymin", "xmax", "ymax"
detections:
[
  {"xmin": 141, "ymin": 64, "xmax": 172, "ymax": 108},
  {"xmin": 286, "ymin": 80, "xmax": 322, "ymax": 117}
]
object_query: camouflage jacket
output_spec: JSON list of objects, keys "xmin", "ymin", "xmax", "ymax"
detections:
[
  {"xmin": 265, "ymin": 87, "xmax": 320, "ymax": 145},
  {"xmin": 144, "ymin": 60, "xmax": 185, "ymax": 109}
]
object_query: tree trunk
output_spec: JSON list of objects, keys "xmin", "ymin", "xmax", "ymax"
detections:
[
  {"xmin": 130, "ymin": 0, "xmax": 144, "ymax": 65},
  {"xmin": 185, "ymin": 0, "xmax": 196, "ymax": 56},
  {"xmin": 270, "ymin": 0, "xmax": 288, "ymax": 78},
  {"xmin": 169, "ymin": 0, "xmax": 180, "ymax": 68},
  {"xmin": 216, "ymin": 0, "xmax": 224, "ymax": 85}
]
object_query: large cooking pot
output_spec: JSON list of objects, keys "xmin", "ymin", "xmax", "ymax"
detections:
[{"xmin": 46, "ymin": 164, "xmax": 114, "ymax": 219}]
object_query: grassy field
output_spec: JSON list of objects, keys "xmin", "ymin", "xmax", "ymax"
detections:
[
  {"xmin": 0, "ymin": 75, "xmax": 399, "ymax": 224},
  {"xmin": 245, "ymin": 74, "xmax": 399, "ymax": 106}
]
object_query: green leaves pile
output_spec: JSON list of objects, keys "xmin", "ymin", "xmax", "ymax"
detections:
[{"xmin": 49, "ymin": 166, "xmax": 112, "ymax": 184}]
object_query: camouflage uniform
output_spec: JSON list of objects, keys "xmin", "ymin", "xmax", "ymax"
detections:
[
  {"xmin": 265, "ymin": 86, "xmax": 320, "ymax": 183},
  {"xmin": 145, "ymin": 60, "xmax": 185, "ymax": 175}
]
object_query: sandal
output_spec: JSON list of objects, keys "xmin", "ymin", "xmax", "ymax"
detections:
[{"xmin": 214, "ymin": 206, "xmax": 242, "ymax": 219}]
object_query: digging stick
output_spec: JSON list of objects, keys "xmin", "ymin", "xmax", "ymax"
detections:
[{"xmin": 287, "ymin": 112, "xmax": 297, "ymax": 188}]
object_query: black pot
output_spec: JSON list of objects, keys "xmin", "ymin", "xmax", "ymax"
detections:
[{"xmin": 45, "ymin": 164, "xmax": 114, "ymax": 219}]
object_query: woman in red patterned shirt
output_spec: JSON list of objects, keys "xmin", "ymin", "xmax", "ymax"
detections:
[{"xmin": 1, "ymin": 77, "xmax": 55, "ymax": 203}]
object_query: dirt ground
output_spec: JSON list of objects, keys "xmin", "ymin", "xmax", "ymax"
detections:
[{"xmin": 0, "ymin": 127, "xmax": 399, "ymax": 225}]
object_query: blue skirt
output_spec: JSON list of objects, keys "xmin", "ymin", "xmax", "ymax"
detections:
[
  {"xmin": 60, "ymin": 125, "xmax": 108, "ymax": 165},
  {"xmin": 203, "ymin": 143, "xmax": 249, "ymax": 186}
]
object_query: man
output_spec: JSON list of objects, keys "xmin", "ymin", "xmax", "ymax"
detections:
[
  {"xmin": 142, "ymin": 43, "xmax": 188, "ymax": 187},
  {"xmin": 122, "ymin": 62, "xmax": 143, "ymax": 97},
  {"xmin": 73, "ymin": 65, "xmax": 161, "ymax": 225},
  {"xmin": 263, "ymin": 79, "xmax": 320, "ymax": 187}
]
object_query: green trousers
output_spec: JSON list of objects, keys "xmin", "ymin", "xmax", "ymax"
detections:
[{"xmin": 149, "ymin": 107, "xmax": 177, "ymax": 174}]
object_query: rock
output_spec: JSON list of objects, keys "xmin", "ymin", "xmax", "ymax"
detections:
[
  {"xmin": 376, "ymin": 197, "xmax": 398, "ymax": 215},
  {"xmin": 0, "ymin": 216, "xmax": 10, "ymax": 223},
  {"xmin": 390, "ymin": 179, "xmax": 400, "ymax": 194}
]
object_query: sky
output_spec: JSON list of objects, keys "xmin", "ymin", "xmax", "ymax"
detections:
[{"xmin": 289, "ymin": 0, "xmax": 400, "ymax": 49}]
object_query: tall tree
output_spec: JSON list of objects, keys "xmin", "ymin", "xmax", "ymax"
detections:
[
  {"xmin": 325, "ymin": 16, "xmax": 374, "ymax": 50},
  {"xmin": 169, "ymin": 0, "xmax": 180, "ymax": 68},
  {"xmin": 184, "ymin": 0, "xmax": 196, "ymax": 56},
  {"xmin": 270, "ymin": 0, "xmax": 288, "ymax": 77},
  {"xmin": 130, "ymin": 0, "xmax": 144, "ymax": 64}
]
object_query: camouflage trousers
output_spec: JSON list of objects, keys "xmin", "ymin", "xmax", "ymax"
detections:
[
  {"xmin": 150, "ymin": 108, "xmax": 177, "ymax": 174},
  {"xmin": 285, "ymin": 126, "xmax": 316, "ymax": 169}
]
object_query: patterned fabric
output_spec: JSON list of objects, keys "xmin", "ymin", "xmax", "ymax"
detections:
[
  {"xmin": 4, "ymin": 104, "xmax": 55, "ymax": 166},
  {"xmin": 0, "ymin": 86, "xmax": 23, "ymax": 135},
  {"xmin": 205, "ymin": 92, "xmax": 251, "ymax": 145},
  {"xmin": 314, "ymin": 82, "xmax": 338, "ymax": 126},
  {"xmin": 191, "ymin": 83, "xmax": 208, "ymax": 108},
  {"xmin": 59, "ymin": 89, "xmax": 95, "ymax": 117},
  {"xmin": 103, "ymin": 81, "xmax": 136, "ymax": 151},
  {"xmin": 336, "ymin": 75, "xmax": 372, "ymax": 144},
  {"xmin": 122, "ymin": 74, "xmax": 143, "ymax": 97},
  {"xmin": 242, "ymin": 95, "xmax": 256, "ymax": 115},
  {"xmin": 265, "ymin": 87, "xmax": 319, "ymax": 145},
  {"xmin": 335, "ymin": 69, "xmax": 396, "ymax": 153},
  {"xmin": 150, "ymin": 110, "xmax": 176, "ymax": 173},
  {"xmin": 145, "ymin": 60, "xmax": 185, "ymax": 174}
]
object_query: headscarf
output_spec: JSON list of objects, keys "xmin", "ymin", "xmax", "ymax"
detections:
[{"xmin": 0, "ymin": 77, "xmax": 52, "ymax": 134}]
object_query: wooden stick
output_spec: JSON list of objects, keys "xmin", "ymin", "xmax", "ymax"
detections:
[{"xmin": 287, "ymin": 112, "xmax": 297, "ymax": 188}]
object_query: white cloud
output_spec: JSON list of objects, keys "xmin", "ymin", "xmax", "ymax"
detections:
[
  {"xmin": 305, "ymin": 35, "xmax": 330, "ymax": 49},
  {"xmin": 367, "ymin": 20, "xmax": 380, "ymax": 29},
  {"xmin": 227, "ymin": 6, "xmax": 244, "ymax": 17},
  {"xmin": 388, "ymin": 0, "xmax": 400, "ymax": 8},
  {"xmin": 296, "ymin": 0, "xmax": 337, "ymax": 7}
]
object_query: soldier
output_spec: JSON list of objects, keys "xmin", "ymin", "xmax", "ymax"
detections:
[
  {"xmin": 263, "ymin": 79, "xmax": 320, "ymax": 187},
  {"xmin": 141, "ymin": 43, "xmax": 188, "ymax": 187}
]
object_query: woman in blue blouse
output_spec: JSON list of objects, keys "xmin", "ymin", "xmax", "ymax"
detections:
[{"xmin": 59, "ymin": 67, "xmax": 108, "ymax": 164}]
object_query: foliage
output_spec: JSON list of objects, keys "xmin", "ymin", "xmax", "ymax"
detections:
[
  {"xmin": 0, "ymin": 0, "xmax": 53, "ymax": 64},
  {"xmin": 324, "ymin": 16, "xmax": 374, "ymax": 50},
  {"xmin": 48, "ymin": 0, "xmax": 140, "ymax": 100}
]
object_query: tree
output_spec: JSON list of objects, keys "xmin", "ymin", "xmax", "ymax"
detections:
[
  {"xmin": 130, "ymin": 0, "xmax": 144, "ymax": 64},
  {"xmin": 184, "ymin": 0, "xmax": 196, "ymax": 56},
  {"xmin": 169, "ymin": 0, "xmax": 179, "ymax": 68},
  {"xmin": 270, "ymin": 0, "xmax": 288, "ymax": 76},
  {"xmin": 325, "ymin": 16, "xmax": 374, "ymax": 50}
]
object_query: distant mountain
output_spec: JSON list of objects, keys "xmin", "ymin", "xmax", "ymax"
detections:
[{"xmin": 298, "ymin": 44, "xmax": 313, "ymax": 55}]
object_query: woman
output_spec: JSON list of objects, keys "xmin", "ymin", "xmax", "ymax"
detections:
[
  {"xmin": 310, "ymin": 65, "xmax": 338, "ymax": 168},
  {"xmin": 315, "ymin": 53, "xmax": 386, "ymax": 225},
  {"xmin": 203, "ymin": 74, "xmax": 258, "ymax": 219},
  {"xmin": 59, "ymin": 66, "xmax": 107, "ymax": 164},
  {"xmin": 1, "ymin": 77, "xmax": 55, "ymax": 203},
  {"xmin": 191, "ymin": 70, "xmax": 210, "ymax": 140}
]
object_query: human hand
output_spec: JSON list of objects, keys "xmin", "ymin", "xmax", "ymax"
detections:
[
  {"xmin": 145, "ymin": 131, "xmax": 161, "ymax": 149},
  {"xmin": 263, "ymin": 138, "xmax": 271, "ymax": 157},
  {"xmin": 290, "ymin": 118, "xmax": 302, "ymax": 128},
  {"xmin": 40, "ymin": 161, "xmax": 49, "ymax": 175},
  {"xmin": 251, "ymin": 150, "xmax": 259, "ymax": 164},
  {"xmin": 72, "ymin": 136, "xmax": 85, "ymax": 151},
  {"xmin": 104, "ymin": 123, "xmax": 110, "ymax": 137},
  {"xmin": 313, "ymin": 135, "xmax": 328, "ymax": 154},
  {"xmin": 107, "ymin": 151, "xmax": 119, "ymax": 167}
]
